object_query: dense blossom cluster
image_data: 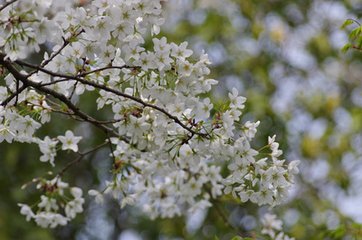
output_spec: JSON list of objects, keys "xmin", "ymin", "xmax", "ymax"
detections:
[
  {"xmin": 19, "ymin": 178, "xmax": 84, "ymax": 228},
  {"xmin": 0, "ymin": 0, "xmax": 299, "ymax": 229},
  {"xmin": 163, "ymin": 0, "xmax": 362, "ymax": 235}
]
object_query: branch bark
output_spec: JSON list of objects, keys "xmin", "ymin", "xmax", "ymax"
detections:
[
  {"xmin": 0, "ymin": 0, "xmax": 18, "ymax": 12},
  {"xmin": 0, "ymin": 55, "xmax": 124, "ymax": 140},
  {"xmin": 12, "ymin": 58, "xmax": 210, "ymax": 138}
]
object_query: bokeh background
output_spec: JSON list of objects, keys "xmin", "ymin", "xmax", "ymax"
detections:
[{"xmin": 1, "ymin": 0, "xmax": 362, "ymax": 239}]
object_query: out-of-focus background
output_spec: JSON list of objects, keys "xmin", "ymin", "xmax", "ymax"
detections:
[{"xmin": 1, "ymin": 0, "xmax": 362, "ymax": 239}]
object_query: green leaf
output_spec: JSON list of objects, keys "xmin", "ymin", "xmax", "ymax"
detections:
[
  {"xmin": 349, "ymin": 27, "xmax": 362, "ymax": 40},
  {"xmin": 231, "ymin": 237, "xmax": 243, "ymax": 240},
  {"xmin": 329, "ymin": 226, "xmax": 346, "ymax": 238},
  {"xmin": 356, "ymin": 37, "xmax": 362, "ymax": 48},
  {"xmin": 341, "ymin": 19, "xmax": 355, "ymax": 29},
  {"xmin": 341, "ymin": 43, "xmax": 351, "ymax": 53},
  {"xmin": 230, "ymin": 237, "xmax": 254, "ymax": 240}
]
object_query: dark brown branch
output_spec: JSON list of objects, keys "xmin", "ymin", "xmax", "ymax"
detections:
[
  {"xmin": 30, "ymin": 64, "xmax": 137, "ymax": 87},
  {"xmin": 0, "ymin": 0, "xmax": 18, "ymax": 12},
  {"xmin": 27, "ymin": 77, "xmax": 78, "ymax": 88},
  {"xmin": 12, "ymin": 60, "xmax": 209, "ymax": 138},
  {"xmin": 15, "ymin": 76, "xmax": 19, "ymax": 105},
  {"xmin": 50, "ymin": 107, "xmax": 121, "ymax": 124},
  {"xmin": 78, "ymin": 65, "xmax": 139, "ymax": 77},
  {"xmin": 0, "ymin": 56, "xmax": 124, "ymax": 140},
  {"xmin": 1, "ymin": 31, "xmax": 80, "ymax": 107},
  {"xmin": 0, "ymin": 84, "xmax": 27, "ymax": 106},
  {"xmin": 352, "ymin": 45, "xmax": 362, "ymax": 51},
  {"xmin": 27, "ymin": 29, "xmax": 84, "ymax": 78},
  {"xmin": 107, "ymin": 133, "xmax": 117, "ymax": 162}
]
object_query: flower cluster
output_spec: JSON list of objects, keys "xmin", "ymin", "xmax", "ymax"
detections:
[
  {"xmin": 19, "ymin": 178, "xmax": 84, "ymax": 228},
  {"xmin": 0, "ymin": 0, "xmax": 299, "ymax": 228}
]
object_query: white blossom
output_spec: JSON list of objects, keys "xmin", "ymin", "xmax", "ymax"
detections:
[
  {"xmin": 18, "ymin": 204, "xmax": 35, "ymax": 221},
  {"xmin": 88, "ymin": 189, "xmax": 105, "ymax": 204},
  {"xmin": 57, "ymin": 130, "xmax": 82, "ymax": 152},
  {"xmin": 0, "ymin": 0, "xmax": 300, "ymax": 229}
]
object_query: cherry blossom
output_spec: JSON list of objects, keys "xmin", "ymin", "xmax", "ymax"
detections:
[
  {"xmin": 57, "ymin": 130, "xmax": 82, "ymax": 152},
  {"xmin": 0, "ymin": 0, "xmax": 299, "ymax": 230}
]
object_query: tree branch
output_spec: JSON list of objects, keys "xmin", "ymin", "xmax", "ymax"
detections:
[
  {"xmin": 78, "ymin": 65, "xmax": 139, "ymax": 77},
  {"xmin": 0, "ymin": 84, "xmax": 27, "ymax": 106},
  {"xmin": 0, "ymin": 56, "xmax": 124, "ymax": 140},
  {"xmin": 27, "ymin": 29, "xmax": 84, "ymax": 78},
  {"xmin": 57, "ymin": 141, "xmax": 108, "ymax": 177},
  {"xmin": 11, "ymin": 59, "xmax": 210, "ymax": 138},
  {"xmin": 0, "ymin": 0, "xmax": 18, "ymax": 12}
]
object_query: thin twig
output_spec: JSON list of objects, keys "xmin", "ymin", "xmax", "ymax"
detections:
[
  {"xmin": 106, "ymin": 134, "xmax": 117, "ymax": 162},
  {"xmin": 27, "ymin": 29, "xmax": 84, "ymax": 78},
  {"xmin": 0, "ymin": 0, "xmax": 18, "ymax": 12},
  {"xmin": 57, "ymin": 141, "xmax": 108, "ymax": 177},
  {"xmin": 78, "ymin": 65, "xmax": 139, "ymax": 77},
  {"xmin": 346, "ymin": 18, "xmax": 361, "ymax": 27},
  {"xmin": 12, "ymin": 59, "xmax": 210, "ymax": 138},
  {"xmin": 0, "ymin": 84, "xmax": 27, "ymax": 106},
  {"xmin": 0, "ymin": 56, "xmax": 124, "ymax": 140},
  {"xmin": 352, "ymin": 45, "xmax": 362, "ymax": 51},
  {"xmin": 15, "ymin": 78, "xmax": 19, "ymax": 105}
]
